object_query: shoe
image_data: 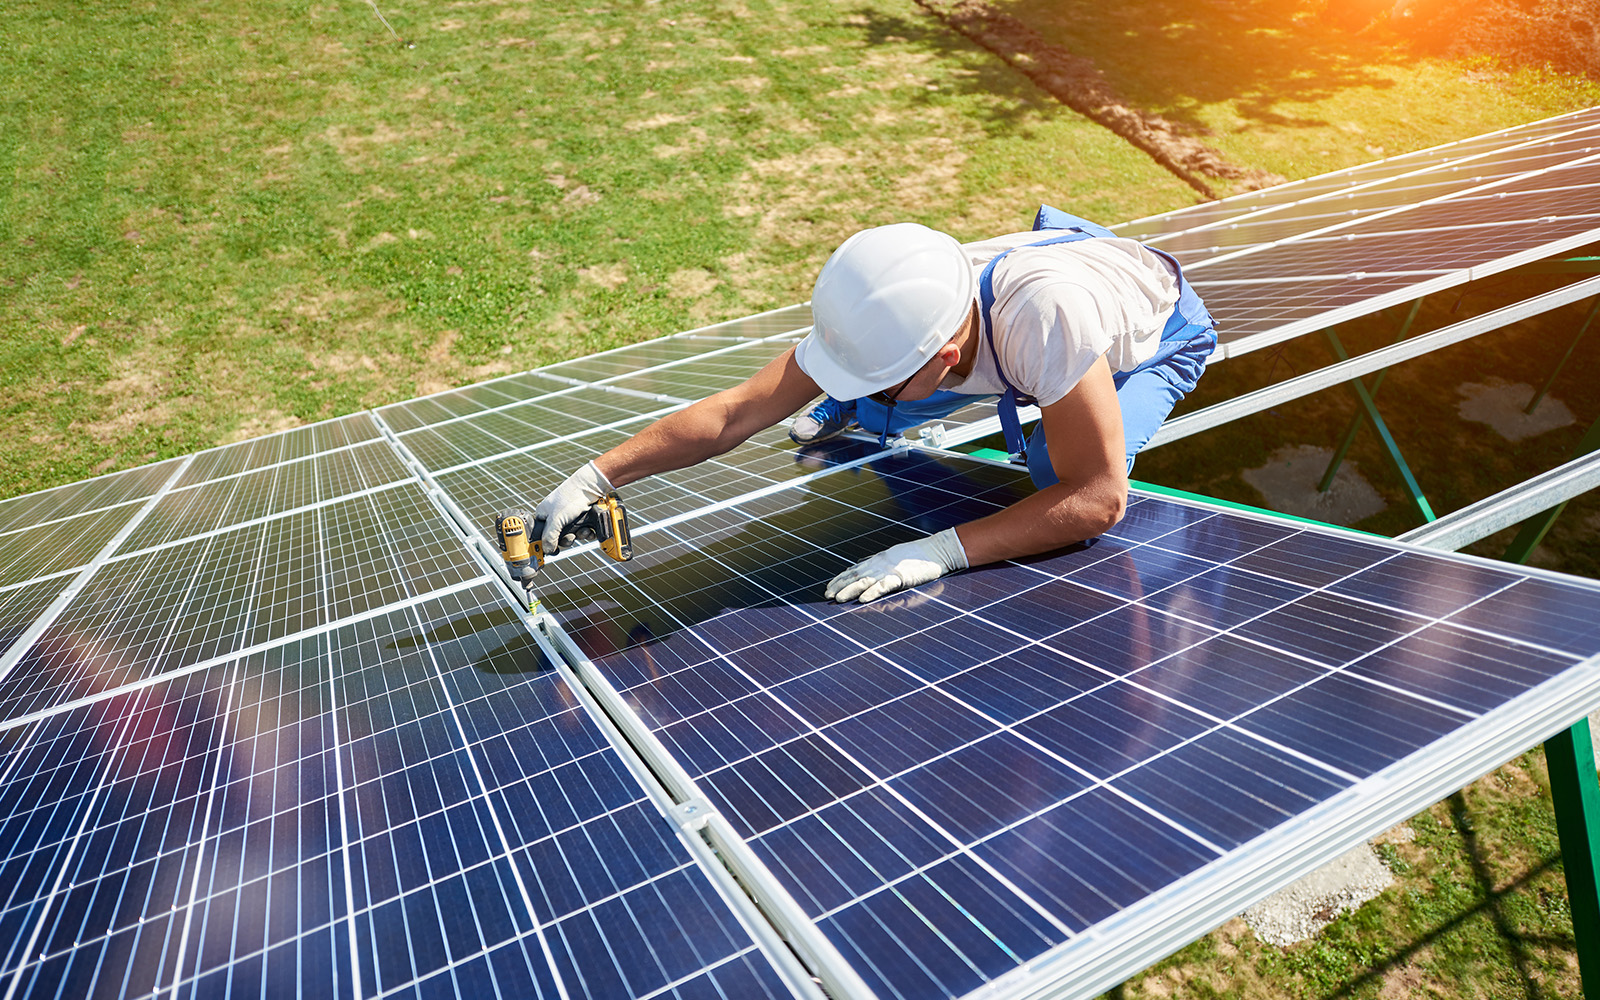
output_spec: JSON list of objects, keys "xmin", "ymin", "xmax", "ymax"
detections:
[{"xmin": 789, "ymin": 396, "xmax": 857, "ymax": 444}]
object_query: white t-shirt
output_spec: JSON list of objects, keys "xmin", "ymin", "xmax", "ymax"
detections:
[{"xmin": 943, "ymin": 231, "xmax": 1180, "ymax": 406}]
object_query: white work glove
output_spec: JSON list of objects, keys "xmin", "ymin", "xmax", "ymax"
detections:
[
  {"xmin": 825, "ymin": 528, "xmax": 968, "ymax": 604},
  {"xmin": 535, "ymin": 461, "xmax": 615, "ymax": 555}
]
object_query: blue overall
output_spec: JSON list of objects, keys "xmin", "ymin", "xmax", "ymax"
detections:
[{"xmin": 854, "ymin": 205, "xmax": 1216, "ymax": 488}]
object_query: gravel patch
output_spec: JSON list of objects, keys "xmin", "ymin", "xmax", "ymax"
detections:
[
  {"xmin": 1244, "ymin": 843, "xmax": 1395, "ymax": 946},
  {"xmin": 1456, "ymin": 378, "xmax": 1575, "ymax": 442},
  {"xmin": 1242, "ymin": 443, "xmax": 1387, "ymax": 526}
]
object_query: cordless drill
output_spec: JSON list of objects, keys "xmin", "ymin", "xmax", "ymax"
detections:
[{"xmin": 494, "ymin": 493, "xmax": 632, "ymax": 606}]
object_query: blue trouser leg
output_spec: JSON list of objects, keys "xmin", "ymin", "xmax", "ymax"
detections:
[{"xmin": 1027, "ymin": 317, "xmax": 1216, "ymax": 489}]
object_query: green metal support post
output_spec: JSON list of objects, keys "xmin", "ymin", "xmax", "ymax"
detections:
[
  {"xmin": 1527, "ymin": 295, "xmax": 1600, "ymax": 416},
  {"xmin": 1546, "ymin": 722, "xmax": 1600, "ymax": 996},
  {"xmin": 1322, "ymin": 328, "xmax": 1438, "ymax": 523},
  {"xmin": 1488, "ymin": 407, "xmax": 1600, "ymax": 995},
  {"xmin": 1319, "ymin": 301, "xmax": 1424, "ymax": 492}
]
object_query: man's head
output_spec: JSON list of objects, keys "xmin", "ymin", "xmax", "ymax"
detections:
[{"xmin": 797, "ymin": 223, "xmax": 974, "ymax": 400}]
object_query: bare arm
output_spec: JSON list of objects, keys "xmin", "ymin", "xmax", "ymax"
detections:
[
  {"xmin": 592, "ymin": 347, "xmax": 823, "ymax": 488},
  {"xmin": 955, "ymin": 355, "xmax": 1128, "ymax": 564}
]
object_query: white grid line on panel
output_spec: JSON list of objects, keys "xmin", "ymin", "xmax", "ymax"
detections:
[
  {"xmin": 534, "ymin": 445, "xmax": 905, "ymax": 574},
  {"xmin": 162, "ymin": 435, "xmax": 386, "ymax": 499},
  {"xmin": 396, "ymin": 382, "xmax": 692, "ymax": 439},
  {"xmin": 162, "ymin": 660, "xmax": 240, "ymax": 1000},
  {"xmin": 386, "ymin": 597, "xmax": 572, "ymax": 1000},
  {"xmin": 0, "ymin": 459, "xmax": 186, "ymax": 537},
  {"xmin": 104, "ymin": 479, "xmax": 412, "ymax": 568},
  {"xmin": 317, "ymin": 460, "xmax": 369, "ymax": 1000},
  {"xmin": 548, "ymin": 458, "xmax": 1572, "ymax": 980},
  {"xmin": 0, "ymin": 497, "xmax": 147, "ymax": 550},
  {"xmin": 1207, "ymin": 222, "xmax": 1600, "ymax": 360},
  {"xmin": 382, "ymin": 315, "xmax": 807, "ymax": 423},
  {"xmin": 0, "ymin": 681, "xmax": 157, "ymax": 999},
  {"xmin": 428, "ymin": 403, "xmax": 688, "ymax": 477},
  {"xmin": 978, "ymin": 645, "xmax": 1600, "ymax": 1000},
  {"xmin": 0, "ymin": 456, "xmax": 195, "ymax": 694}
]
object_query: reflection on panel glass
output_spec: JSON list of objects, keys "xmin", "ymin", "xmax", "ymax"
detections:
[
  {"xmin": 535, "ymin": 450, "xmax": 1600, "ymax": 1000},
  {"xmin": 0, "ymin": 584, "xmax": 792, "ymax": 999}
]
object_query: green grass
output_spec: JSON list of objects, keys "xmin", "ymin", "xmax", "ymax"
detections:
[
  {"xmin": 997, "ymin": 0, "xmax": 1600, "ymax": 193},
  {"xmin": 1109, "ymin": 751, "xmax": 1583, "ymax": 999}
]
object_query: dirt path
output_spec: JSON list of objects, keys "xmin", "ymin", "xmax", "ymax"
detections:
[{"xmin": 914, "ymin": 0, "xmax": 1283, "ymax": 199}]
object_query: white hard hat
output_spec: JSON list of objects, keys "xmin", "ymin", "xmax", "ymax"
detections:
[{"xmin": 797, "ymin": 223, "xmax": 974, "ymax": 401}]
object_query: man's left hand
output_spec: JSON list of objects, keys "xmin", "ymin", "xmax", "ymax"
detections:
[{"xmin": 826, "ymin": 528, "xmax": 968, "ymax": 604}]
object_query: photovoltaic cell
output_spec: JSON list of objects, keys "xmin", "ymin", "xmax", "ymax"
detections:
[
  {"xmin": 1102, "ymin": 106, "xmax": 1600, "ymax": 354},
  {"xmin": 0, "ymin": 579, "xmax": 67, "ymax": 659},
  {"xmin": 0, "ymin": 460, "xmax": 183, "ymax": 539},
  {"xmin": 433, "ymin": 425, "xmax": 886, "ymax": 557},
  {"xmin": 0, "ymin": 483, "xmax": 485, "ymax": 725},
  {"xmin": 536, "ymin": 335, "xmax": 760, "ymax": 383},
  {"xmin": 1117, "ymin": 107, "xmax": 1600, "ymax": 244},
  {"xmin": 0, "ymin": 502, "xmax": 145, "ymax": 592},
  {"xmin": 395, "ymin": 387, "xmax": 685, "ymax": 474},
  {"xmin": 175, "ymin": 414, "xmax": 381, "ymax": 490}
]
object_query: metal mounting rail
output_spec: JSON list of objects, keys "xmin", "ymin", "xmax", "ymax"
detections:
[{"xmin": 1397, "ymin": 448, "xmax": 1600, "ymax": 551}]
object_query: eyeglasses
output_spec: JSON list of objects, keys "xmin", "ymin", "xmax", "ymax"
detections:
[
  {"xmin": 868, "ymin": 374, "xmax": 915, "ymax": 408},
  {"xmin": 868, "ymin": 373, "xmax": 915, "ymax": 449}
]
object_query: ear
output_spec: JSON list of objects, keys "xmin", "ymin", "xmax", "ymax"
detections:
[{"xmin": 936, "ymin": 341, "xmax": 961, "ymax": 366}]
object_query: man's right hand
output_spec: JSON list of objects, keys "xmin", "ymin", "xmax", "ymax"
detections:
[{"xmin": 534, "ymin": 461, "xmax": 615, "ymax": 555}]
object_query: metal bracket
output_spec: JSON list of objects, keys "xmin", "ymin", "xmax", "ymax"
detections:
[{"xmin": 670, "ymin": 797, "xmax": 715, "ymax": 832}]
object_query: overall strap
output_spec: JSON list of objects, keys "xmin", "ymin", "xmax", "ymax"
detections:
[{"xmin": 978, "ymin": 230, "xmax": 1096, "ymax": 458}]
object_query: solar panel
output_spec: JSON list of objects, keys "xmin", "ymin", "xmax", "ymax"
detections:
[
  {"xmin": 0, "ymin": 584, "xmax": 798, "ymax": 999},
  {"xmin": 1117, "ymin": 106, "xmax": 1600, "ymax": 356},
  {"xmin": 533, "ymin": 450, "xmax": 1600, "ymax": 1000}
]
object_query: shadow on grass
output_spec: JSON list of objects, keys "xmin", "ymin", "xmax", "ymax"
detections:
[
  {"xmin": 983, "ymin": 0, "xmax": 1414, "ymax": 135},
  {"xmin": 842, "ymin": 6, "xmax": 1065, "ymax": 138},
  {"xmin": 1327, "ymin": 791, "xmax": 1569, "ymax": 999}
]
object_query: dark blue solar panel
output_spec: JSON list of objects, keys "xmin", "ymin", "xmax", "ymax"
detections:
[
  {"xmin": 535, "ymin": 448, "xmax": 1600, "ymax": 1000},
  {"xmin": 0, "ymin": 583, "xmax": 793, "ymax": 999}
]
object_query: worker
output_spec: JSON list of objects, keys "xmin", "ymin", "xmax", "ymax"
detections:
[{"xmin": 534, "ymin": 206, "xmax": 1215, "ymax": 603}]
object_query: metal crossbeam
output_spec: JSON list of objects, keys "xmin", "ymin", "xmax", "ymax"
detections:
[{"xmin": 1396, "ymin": 443, "xmax": 1600, "ymax": 551}]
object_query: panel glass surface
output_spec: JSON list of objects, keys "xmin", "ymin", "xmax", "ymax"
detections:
[
  {"xmin": 176, "ymin": 415, "xmax": 380, "ymax": 490},
  {"xmin": 435, "ymin": 425, "xmax": 885, "ymax": 556},
  {"xmin": 376, "ymin": 373, "xmax": 581, "ymax": 435},
  {"xmin": 536, "ymin": 335, "xmax": 754, "ymax": 383},
  {"xmin": 398, "ymin": 387, "xmax": 686, "ymax": 474},
  {"xmin": 0, "ymin": 460, "xmax": 183, "ymax": 539},
  {"xmin": 0, "ymin": 483, "xmax": 485, "ymax": 724},
  {"xmin": 118, "ymin": 442, "xmax": 413, "ymax": 555},
  {"xmin": 0, "ymin": 577, "xmax": 67, "ymax": 660},
  {"xmin": 0, "ymin": 584, "xmax": 792, "ymax": 1000},
  {"xmin": 598, "ymin": 341, "xmax": 804, "ymax": 400},
  {"xmin": 0, "ymin": 502, "xmax": 144, "ymax": 591},
  {"xmin": 532, "ymin": 451, "xmax": 1600, "ymax": 1000},
  {"xmin": 1116, "ymin": 107, "xmax": 1600, "ymax": 244}
]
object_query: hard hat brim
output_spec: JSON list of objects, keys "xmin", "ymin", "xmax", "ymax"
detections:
[{"xmin": 796, "ymin": 324, "xmax": 938, "ymax": 402}]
